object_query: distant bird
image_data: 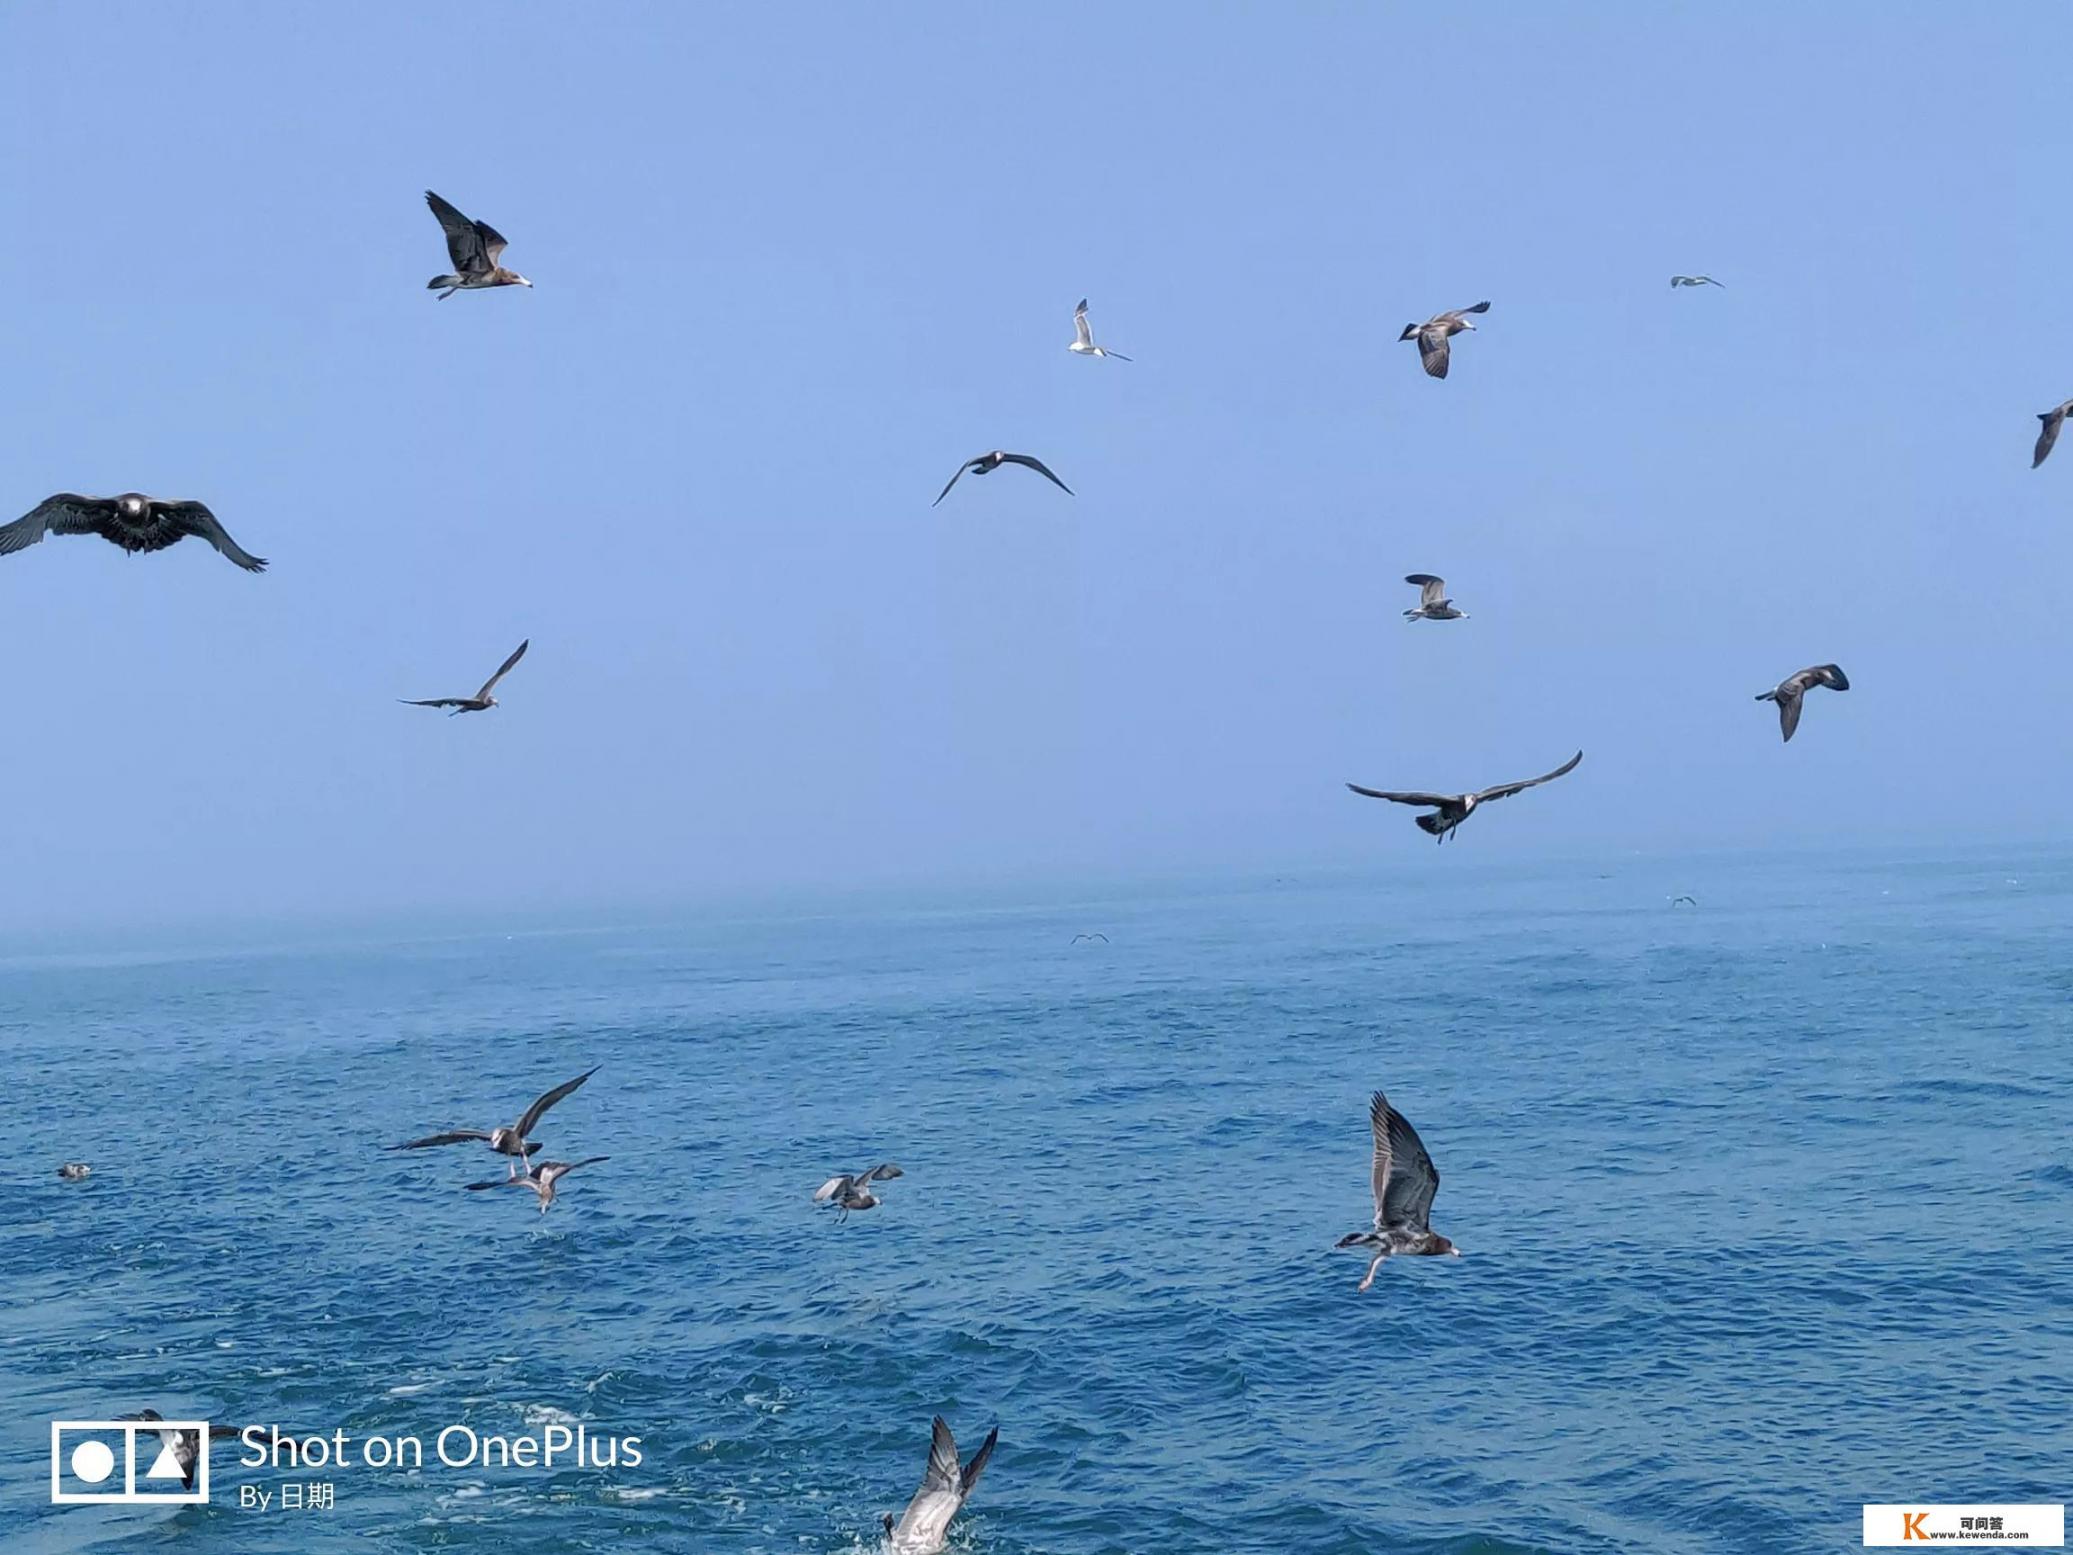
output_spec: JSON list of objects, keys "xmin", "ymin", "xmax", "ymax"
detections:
[
  {"xmin": 933, "ymin": 451, "xmax": 1073, "ymax": 507},
  {"xmin": 1334, "ymin": 1089, "xmax": 1459, "ymax": 1291},
  {"xmin": 1669, "ymin": 895, "xmax": 1698, "ymax": 907},
  {"xmin": 813, "ymin": 1162, "xmax": 903, "ymax": 1217},
  {"xmin": 1070, "ymin": 932, "xmax": 1109, "ymax": 944},
  {"xmin": 424, "ymin": 191, "xmax": 532, "ymax": 298},
  {"xmin": 115, "ymin": 1412, "xmax": 243, "ymax": 1491},
  {"xmin": 400, "ymin": 639, "xmax": 530, "ymax": 715},
  {"xmin": 0, "ymin": 493, "xmax": 266, "ymax": 571},
  {"xmin": 881, "ymin": 1416, "xmax": 999, "ymax": 1555},
  {"xmin": 1754, "ymin": 664, "xmax": 1848, "ymax": 743},
  {"xmin": 1400, "ymin": 301, "xmax": 1489, "ymax": 379},
  {"xmin": 390, "ymin": 1065, "xmax": 599, "ymax": 1176},
  {"xmin": 2033, "ymin": 400, "xmax": 2073, "ymax": 468},
  {"xmin": 56, "ymin": 1162, "xmax": 91, "ymax": 1180},
  {"xmin": 467, "ymin": 1156, "xmax": 609, "ymax": 1213},
  {"xmin": 1068, "ymin": 298, "xmax": 1130, "ymax": 361},
  {"xmin": 1347, "ymin": 750, "xmax": 1582, "ymax": 843},
  {"xmin": 1670, "ymin": 275, "xmax": 1725, "ymax": 288},
  {"xmin": 1402, "ymin": 573, "xmax": 1467, "ymax": 621}
]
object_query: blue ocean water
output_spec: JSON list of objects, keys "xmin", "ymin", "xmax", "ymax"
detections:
[{"xmin": 4, "ymin": 851, "xmax": 2069, "ymax": 1554}]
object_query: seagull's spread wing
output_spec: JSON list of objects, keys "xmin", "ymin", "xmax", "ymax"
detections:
[
  {"xmin": 1474, "ymin": 750, "xmax": 1584, "ymax": 804},
  {"xmin": 474, "ymin": 220, "xmax": 510, "ymax": 267},
  {"xmin": 1416, "ymin": 327, "xmax": 1451, "ymax": 378},
  {"xmin": 1346, "ymin": 783, "xmax": 1457, "ymax": 808},
  {"xmin": 864, "ymin": 1162, "xmax": 904, "ymax": 1183},
  {"xmin": 0, "ymin": 493, "xmax": 111, "ymax": 555},
  {"xmin": 1073, "ymin": 300, "xmax": 1093, "ymax": 348},
  {"xmin": 933, "ymin": 461, "xmax": 975, "ymax": 507},
  {"xmin": 2036, "ymin": 408, "xmax": 2065, "ymax": 469},
  {"xmin": 1803, "ymin": 663, "xmax": 1849, "ymax": 692},
  {"xmin": 1375, "ymin": 1092, "xmax": 1440, "ymax": 1229},
  {"xmin": 1457, "ymin": 300, "xmax": 1492, "ymax": 316},
  {"xmin": 475, "ymin": 639, "xmax": 530, "ymax": 701},
  {"xmin": 1366, "ymin": 1090, "xmax": 1395, "ymax": 1227},
  {"xmin": 1406, "ymin": 573, "xmax": 1446, "ymax": 608},
  {"xmin": 960, "ymin": 1426, "xmax": 998, "ymax": 1496},
  {"xmin": 400, "ymin": 698, "xmax": 470, "ymax": 709},
  {"xmin": 813, "ymin": 1175, "xmax": 851, "ymax": 1202},
  {"xmin": 921, "ymin": 1417, "xmax": 961, "ymax": 1494},
  {"xmin": 1000, "ymin": 453, "xmax": 1073, "ymax": 494},
  {"xmin": 513, "ymin": 1063, "xmax": 598, "ymax": 1137},
  {"xmin": 1775, "ymin": 690, "xmax": 1804, "ymax": 742},
  {"xmin": 390, "ymin": 1130, "xmax": 492, "ymax": 1149},
  {"xmin": 425, "ymin": 191, "xmax": 490, "ymax": 275},
  {"xmin": 158, "ymin": 500, "xmax": 266, "ymax": 571}
]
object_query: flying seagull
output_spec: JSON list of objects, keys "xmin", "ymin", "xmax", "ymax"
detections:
[
  {"xmin": 1068, "ymin": 298, "xmax": 1130, "ymax": 361},
  {"xmin": 933, "ymin": 451, "xmax": 1073, "ymax": 507},
  {"xmin": 1670, "ymin": 275, "xmax": 1725, "ymax": 288},
  {"xmin": 424, "ymin": 191, "xmax": 532, "ymax": 298},
  {"xmin": 881, "ymin": 1416, "xmax": 999, "ymax": 1555},
  {"xmin": 467, "ymin": 1156, "xmax": 609, "ymax": 1213},
  {"xmin": 1669, "ymin": 895, "xmax": 1698, "ymax": 907},
  {"xmin": 0, "ymin": 493, "xmax": 266, "ymax": 571},
  {"xmin": 1755, "ymin": 664, "xmax": 1848, "ymax": 743},
  {"xmin": 57, "ymin": 1162, "xmax": 91, "ymax": 1180},
  {"xmin": 1335, "ymin": 1089, "xmax": 1459, "ymax": 1290},
  {"xmin": 813, "ymin": 1162, "xmax": 903, "ymax": 1217},
  {"xmin": 2033, "ymin": 400, "xmax": 2073, "ymax": 468},
  {"xmin": 115, "ymin": 1412, "xmax": 244, "ymax": 1491},
  {"xmin": 1400, "ymin": 301, "xmax": 1489, "ymax": 379},
  {"xmin": 1403, "ymin": 573, "xmax": 1467, "ymax": 621},
  {"xmin": 400, "ymin": 639, "xmax": 529, "ymax": 715},
  {"xmin": 1346, "ymin": 750, "xmax": 1582, "ymax": 844},
  {"xmin": 390, "ymin": 1065, "xmax": 600, "ymax": 1176},
  {"xmin": 1070, "ymin": 932, "xmax": 1109, "ymax": 944}
]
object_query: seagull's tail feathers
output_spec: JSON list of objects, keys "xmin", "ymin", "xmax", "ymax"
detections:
[
  {"xmin": 1397, "ymin": 324, "xmax": 1419, "ymax": 341},
  {"xmin": 1414, "ymin": 813, "xmax": 1449, "ymax": 836},
  {"xmin": 428, "ymin": 274, "xmax": 462, "ymax": 291},
  {"xmin": 1753, "ymin": 690, "xmax": 1777, "ymax": 702}
]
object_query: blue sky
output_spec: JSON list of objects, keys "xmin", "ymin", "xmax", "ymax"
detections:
[{"xmin": 0, "ymin": 4, "xmax": 2065, "ymax": 930}]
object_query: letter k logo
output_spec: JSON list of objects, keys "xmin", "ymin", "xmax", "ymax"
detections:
[{"xmin": 1902, "ymin": 1511, "xmax": 1929, "ymax": 1540}]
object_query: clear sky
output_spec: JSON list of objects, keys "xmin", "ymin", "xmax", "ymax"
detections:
[{"xmin": 0, "ymin": 4, "xmax": 2066, "ymax": 932}]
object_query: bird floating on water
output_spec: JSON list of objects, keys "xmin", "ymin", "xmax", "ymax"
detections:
[
  {"xmin": 1403, "ymin": 574, "xmax": 1468, "ymax": 621},
  {"xmin": 933, "ymin": 451, "xmax": 1073, "ymax": 507},
  {"xmin": 400, "ymin": 639, "xmax": 529, "ymax": 715},
  {"xmin": 425, "ymin": 191, "xmax": 532, "ymax": 298},
  {"xmin": 1068, "ymin": 298, "xmax": 1130, "ymax": 361},
  {"xmin": 1400, "ymin": 302, "xmax": 1489, "ymax": 379},
  {"xmin": 467, "ymin": 1156, "xmax": 609, "ymax": 1213},
  {"xmin": 115, "ymin": 1412, "xmax": 244, "ymax": 1491},
  {"xmin": 1335, "ymin": 1089, "xmax": 1458, "ymax": 1291},
  {"xmin": 57, "ymin": 1162, "xmax": 91, "ymax": 1180},
  {"xmin": 2033, "ymin": 400, "xmax": 2073, "ymax": 468},
  {"xmin": 1755, "ymin": 664, "xmax": 1848, "ymax": 743},
  {"xmin": 881, "ymin": 1416, "xmax": 998, "ymax": 1555},
  {"xmin": 813, "ymin": 1162, "xmax": 903, "ymax": 1217},
  {"xmin": 1346, "ymin": 750, "xmax": 1582, "ymax": 843},
  {"xmin": 0, "ymin": 493, "xmax": 266, "ymax": 571},
  {"xmin": 390, "ymin": 1065, "xmax": 599, "ymax": 1176},
  {"xmin": 1670, "ymin": 275, "xmax": 1725, "ymax": 288}
]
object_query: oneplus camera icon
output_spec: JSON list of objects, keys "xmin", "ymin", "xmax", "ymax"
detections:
[{"xmin": 50, "ymin": 1419, "xmax": 212, "ymax": 1504}]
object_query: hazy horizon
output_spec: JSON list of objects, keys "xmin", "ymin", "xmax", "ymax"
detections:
[{"xmin": 3, "ymin": 4, "xmax": 2069, "ymax": 936}]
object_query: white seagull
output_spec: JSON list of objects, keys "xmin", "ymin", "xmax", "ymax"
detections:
[{"xmin": 1068, "ymin": 298, "xmax": 1130, "ymax": 361}]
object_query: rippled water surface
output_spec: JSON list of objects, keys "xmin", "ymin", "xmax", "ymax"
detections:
[{"xmin": 5, "ymin": 852, "xmax": 2070, "ymax": 1553}]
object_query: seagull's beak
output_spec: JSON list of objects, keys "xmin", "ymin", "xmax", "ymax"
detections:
[{"xmin": 519, "ymin": 276, "xmax": 534, "ymax": 287}]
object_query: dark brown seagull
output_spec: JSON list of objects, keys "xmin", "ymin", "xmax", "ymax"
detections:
[
  {"xmin": 1755, "ymin": 664, "xmax": 1848, "ymax": 743},
  {"xmin": 1400, "ymin": 301, "xmax": 1489, "ymax": 379},
  {"xmin": 389, "ymin": 1065, "xmax": 599, "ymax": 1176},
  {"xmin": 425, "ymin": 191, "xmax": 532, "ymax": 298},
  {"xmin": 2033, "ymin": 400, "xmax": 2073, "ymax": 468},
  {"xmin": 813, "ymin": 1162, "xmax": 903, "ymax": 1218},
  {"xmin": 0, "ymin": 493, "xmax": 265, "ymax": 571},
  {"xmin": 881, "ymin": 1416, "xmax": 999, "ymax": 1554},
  {"xmin": 1335, "ymin": 1089, "xmax": 1458, "ymax": 1291},
  {"xmin": 1403, "ymin": 573, "xmax": 1467, "ymax": 621},
  {"xmin": 1346, "ymin": 750, "xmax": 1582, "ymax": 843},
  {"xmin": 933, "ymin": 451, "xmax": 1073, "ymax": 507},
  {"xmin": 400, "ymin": 639, "xmax": 529, "ymax": 715}
]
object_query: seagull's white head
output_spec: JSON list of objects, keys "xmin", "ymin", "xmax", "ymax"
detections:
[
  {"xmin": 116, "ymin": 493, "xmax": 149, "ymax": 519},
  {"xmin": 510, "ymin": 274, "xmax": 533, "ymax": 288},
  {"xmin": 1459, "ymin": 319, "xmax": 1478, "ymax": 331}
]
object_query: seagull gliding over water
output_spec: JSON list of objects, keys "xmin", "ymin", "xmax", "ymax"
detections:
[
  {"xmin": 1335, "ymin": 1089, "xmax": 1458, "ymax": 1291},
  {"xmin": 1346, "ymin": 750, "xmax": 1582, "ymax": 843},
  {"xmin": 467, "ymin": 1156, "xmax": 609, "ymax": 1213},
  {"xmin": 0, "ymin": 493, "xmax": 266, "ymax": 571},
  {"xmin": 933, "ymin": 451, "xmax": 1073, "ymax": 507},
  {"xmin": 389, "ymin": 1065, "xmax": 600, "ymax": 1176},
  {"xmin": 813, "ymin": 1162, "xmax": 903, "ymax": 1217},
  {"xmin": 400, "ymin": 639, "xmax": 530, "ymax": 715}
]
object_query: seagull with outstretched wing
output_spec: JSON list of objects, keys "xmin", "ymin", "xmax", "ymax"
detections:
[
  {"xmin": 424, "ymin": 191, "xmax": 533, "ymax": 298},
  {"xmin": 880, "ymin": 1416, "xmax": 999, "ymax": 1554},
  {"xmin": 1334, "ymin": 1089, "xmax": 1458, "ymax": 1290},
  {"xmin": 2034, "ymin": 400, "xmax": 2073, "ymax": 468},
  {"xmin": 1068, "ymin": 298, "xmax": 1130, "ymax": 360},
  {"xmin": 466, "ymin": 1156, "xmax": 609, "ymax": 1213},
  {"xmin": 933, "ymin": 451, "xmax": 1073, "ymax": 507},
  {"xmin": 389, "ymin": 1065, "xmax": 599, "ymax": 1176},
  {"xmin": 1346, "ymin": 750, "xmax": 1582, "ymax": 843},
  {"xmin": 1399, "ymin": 301, "xmax": 1489, "ymax": 379},
  {"xmin": 1754, "ymin": 664, "xmax": 1848, "ymax": 743},
  {"xmin": 400, "ymin": 639, "xmax": 530, "ymax": 715},
  {"xmin": 0, "ymin": 493, "xmax": 266, "ymax": 571},
  {"xmin": 1402, "ymin": 573, "xmax": 1467, "ymax": 621}
]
